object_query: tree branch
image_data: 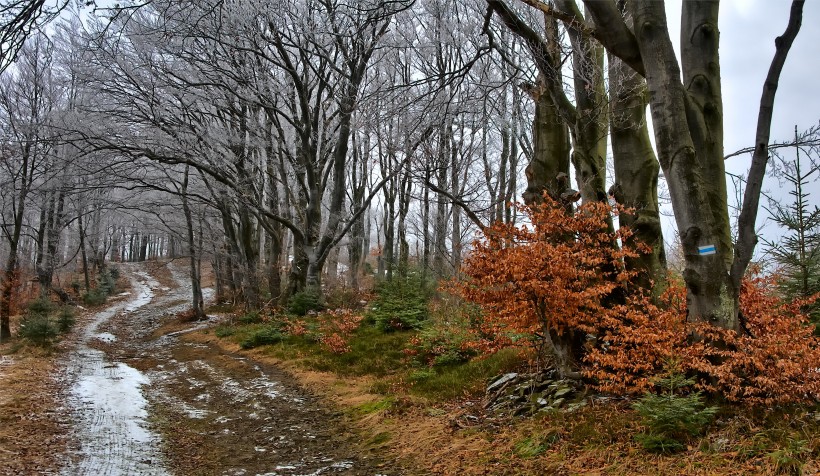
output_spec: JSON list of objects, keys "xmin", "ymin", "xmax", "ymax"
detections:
[
  {"xmin": 731, "ymin": 0, "xmax": 805, "ymax": 288},
  {"xmin": 487, "ymin": 0, "xmax": 578, "ymax": 123}
]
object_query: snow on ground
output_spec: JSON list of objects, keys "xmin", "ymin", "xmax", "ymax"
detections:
[{"xmin": 61, "ymin": 273, "xmax": 169, "ymax": 476}]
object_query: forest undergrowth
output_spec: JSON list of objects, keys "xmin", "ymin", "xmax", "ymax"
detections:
[
  {"xmin": 207, "ymin": 278, "xmax": 820, "ymax": 475},
  {"xmin": 203, "ymin": 200, "xmax": 820, "ymax": 475}
]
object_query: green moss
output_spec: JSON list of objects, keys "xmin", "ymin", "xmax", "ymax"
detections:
[
  {"xmin": 715, "ymin": 283, "xmax": 737, "ymax": 328},
  {"xmin": 409, "ymin": 348, "xmax": 524, "ymax": 402},
  {"xmin": 514, "ymin": 431, "xmax": 560, "ymax": 458},
  {"xmin": 352, "ymin": 397, "xmax": 396, "ymax": 416}
]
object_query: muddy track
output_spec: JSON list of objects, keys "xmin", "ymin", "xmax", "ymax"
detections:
[{"xmin": 59, "ymin": 263, "xmax": 395, "ymax": 476}]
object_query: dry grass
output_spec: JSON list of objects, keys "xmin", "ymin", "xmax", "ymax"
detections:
[{"xmin": 193, "ymin": 324, "xmax": 820, "ymax": 475}]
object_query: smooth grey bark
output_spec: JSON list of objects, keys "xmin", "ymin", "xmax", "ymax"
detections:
[
  {"xmin": 0, "ymin": 136, "xmax": 38, "ymax": 339},
  {"xmin": 35, "ymin": 186, "xmax": 67, "ymax": 298},
  {"xmin": 347, "ymin": 132, "xmax": 368, "ymax": 290},
  {"xmin": 263, "ymin": 114, "xmax": 284, "ymax": 304},
  {"xmin": 397, "ymin": 156, "xmax": 412, "ymax": 275},
  {"xmin": 488, "ymin": 2, "xmax": 581, "ymax": 378},
  {"xmin": 451, "ymin": 130, "xmax": 463, "ymax": 274},
  {"xmin": 421, "ymin": 162, "xmax": 431, "ymax": 279},
  {"xmin": 607, "ymin": 21, "xmax": 666, "ymax": 290},
  {"xmin": 77, "ymin": 210, "xmax": 91, "ymax": 291},
  {"xmin": 557, "ymin": 0, "xmax": 609, "ymax": 205},
  {"xmin": 212, "ymin": 238, "xmax": 226, "ymax": 304},
  {"xmin": 325, "ymin": 247, "xmax": 339, "ymax": 288},
  {"xmin": 273, "ymin": 6, "xmax": 396, "ymax": 295},
  {"xmin": 503, "ymin": 81, "xmax": 520, "ymax": 225},
  {"xmin": 0, "ymin": 40, "xmax": 51, "ymax": 339},
  {"xmin": 181, "ymin": 166, "xmax": 205, "ymax": 320},
  {"xmin": 0, "ymin": 148, "xmax": 31, "ymax": 340},
  {"xmin": 432, "ymin": 124, "xmax": 450, "ymax": 277},
  {"xmin": 565, "ymin": 0, "xmax": 804, "ymax": 328},
  {"xmin": 489, "ymin": 1, "xmax": 609, "ymax": 209},
  {"xmin": 731, "ymin": 0, "xmax": 805, "ymax": 290},
  {"xmin": 377, "ymin": 123, "xmax": 398, "ymax": 282},
  {"xmin": 521, "ymin": 81, "xmax": 571, "ymax": 204},
  {"xmin": 523, "ymin": 82, "xmax": 581, "ymax": 379},
  {"xmin": 624, "ymin": 1, "xmax": 737, "ymax": 329}
]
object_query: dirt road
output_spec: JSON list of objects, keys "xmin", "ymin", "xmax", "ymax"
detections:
[{"xmin": 59, "ymin": 263, "xmax": 393, "ymax": 476}]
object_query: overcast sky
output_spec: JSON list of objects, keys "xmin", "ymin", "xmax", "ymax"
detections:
[{"xmin": 658, "ymin": 0, "xmax": 820, "ymax": 252}]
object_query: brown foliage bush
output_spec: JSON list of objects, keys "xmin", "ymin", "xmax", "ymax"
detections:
[
  {"xmin": 683, "ymin": 274, "xmax": 820, "ymax": 405},
  {"xmin": 454, "ymin": 197, "xmax": 820, "ymax": 405}
]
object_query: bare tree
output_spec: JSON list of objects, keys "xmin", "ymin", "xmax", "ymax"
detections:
[
  {"xmin": 0, "ymin": 36, "xmax": 57, "ymax": 340},
  {"xmin": 0, "ymin": 0, "xmax": 69, "ymax": 73}
]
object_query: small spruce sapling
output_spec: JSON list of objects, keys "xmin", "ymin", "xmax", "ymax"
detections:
[{"xmin": 632, "ymin": 368, "xmax": 717, "ymax": 453}]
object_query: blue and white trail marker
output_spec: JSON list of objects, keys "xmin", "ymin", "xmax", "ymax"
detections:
[{"xmin": 698, "ymin": 245, "xmax": 717, "ymax": 256}]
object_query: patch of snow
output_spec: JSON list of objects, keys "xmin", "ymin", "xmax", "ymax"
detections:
[
  {"xmin": 133, "ymin": 271, "xmax": 161, "ymax": 289},
  {"xmin": 62, "ymin": 350, "xmax": 168, "ymax": 475},
  {"xmin": 249, "ymin": 377, "xmax": 282, "ymax": 399},
  {"xmin": 74, "ymin": 361, "xmax": 153, "ymax": 442},
  {"xmin": 182, "ymin": 405, "xmax": 209, "ymax": 419},
  {"xmin": 125, "ymin": 285, "xmax": 154, "ymax": 313},
  {"xmin": 202, "ymin": 287, "xmax": 215, "ymax": 301},
  {"xmin": 61, "ymin": 273, "xmax": 169, "ymax": 476},
  {"xmin": 186, "ymin": 377, "xmax": 206, "ymax": 388},
  {"xmin": 94, "ymin": 333, "xmax": 117, "ymax": 343},
  {"xmin": 297, "ymin": 460, "xmax": 355, "ymax": 476}
]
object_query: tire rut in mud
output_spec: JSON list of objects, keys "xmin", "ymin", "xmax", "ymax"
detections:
[
  {"xmin": 60, "ymin": 272, "xmax": 168, "ymax": 476},
  {"xmin": 147, "ymin": 340, "xmax": 391, "ymax": 475},
  {"xmin": 64, "ymin": 263, "xmax": 395, "ymax": 475}
]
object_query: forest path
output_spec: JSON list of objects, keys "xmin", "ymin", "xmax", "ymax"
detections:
[{"xmin": 59, "ymin": 262, "xmax": 389, "ymax": 476}]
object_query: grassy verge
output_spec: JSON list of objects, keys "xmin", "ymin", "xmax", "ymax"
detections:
[
  {"xmin": 202, "ymin": 299, "xmax": 820, "ymax": 475},
  {"xmin": 209, "ymin": 317, "xmax": 524, "ymax": 403}
]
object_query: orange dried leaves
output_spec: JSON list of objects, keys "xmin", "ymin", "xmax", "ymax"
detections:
[{"xmin": 454, "ymin": 197, "xmax": 820, "ymax": 405}]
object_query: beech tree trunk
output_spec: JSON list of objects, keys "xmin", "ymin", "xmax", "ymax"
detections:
[
  {"xmin": 626, "ymin": 1, "xmax": 738, "ymax": 329},
  {"xmin": 78, "ymin": 212, "xmax": 91, "ymax": 291},
  {"xmin": 348, "ymin": 133, "xmax": 368, "ymax": 290},
  {"xmin": 558, "ymin": 1, "xmax": 609, "ymax": 206},
  {"xmin": 522, "ymin": 82, "xmax": 571, "ymax": 204},
  {"xmin": 731, "ymin": 0, "xmax": 805, "ymax": 291},
  {"xmin": 490, "ymin": 1, "xmax": 607, "ymax": 208},
  {"xmin": 181, "ymin": 166, "xmax": 205, "ymax": 320},
  {"xmin": 487, "ymin": 2, "xmax": 582, "ymax": 378},
  {"xmin": 607, "ymin": 23, "xmax": 666, "ymax": 290},
  {"xmin": 522, "ymin": 79, "xmax": 580, "ymax": 378},
  {"xmin": 398, "ymin": 158, "xmax": 412, "ymax": 275}
]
